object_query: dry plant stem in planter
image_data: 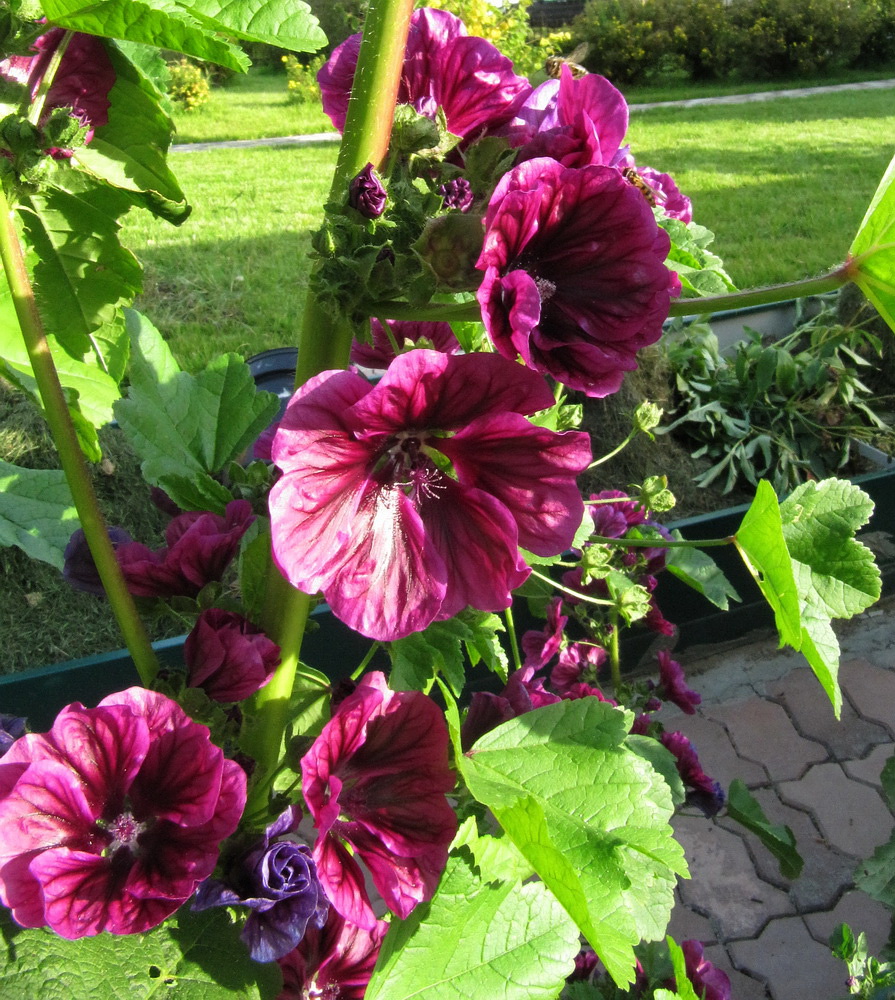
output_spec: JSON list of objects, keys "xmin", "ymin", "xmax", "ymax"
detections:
[{"xmin": 0, "ymin": 3, "xmax": 893, "ymax": 999}]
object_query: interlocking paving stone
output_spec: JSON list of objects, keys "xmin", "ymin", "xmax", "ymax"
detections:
[
  {"xmin": 703, "ymin": 945, "xmax": 771, "ymax": 1000},
  {"xmin": 674, "ymin": 816, "xmax": 794, "ymax": 939},
  {"xmin": 670, "ymin": 710, "xmax": 768, "ymax": 789},
  {"xmin": 718, "ymin": 787, "xmax": 855, "ymax": 909},
  {"xmin": 702, "ymin": 699, "xmax": 827, "ymax": 781},
  {"xmin": 728, "ymin": 916, "xmax": 849, "ymax": 1000},
  {"xmin": 765, "ymin": 666, "xmax": 889, "ymax": 760},
  {"xmin": 804, "ymin": 890, "xmax": 892, "ymax": 958},
  {"xmin": 778, "ymin": 762, "xmax": 893, "ymax": 858},
  {"xmin": 844, "ymin": 743, "xmax": 894, "ymax": 788},
  {"xmin": 840, "ymin": 658, "xmax": 895, "ymax": 738},
  {"xmin": 667, "ymin": 896, "xmax": 718, "ymax": 944}
]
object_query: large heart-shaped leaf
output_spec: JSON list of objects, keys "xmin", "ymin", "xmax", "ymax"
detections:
[
  {"xmin": 0, "ymin": 460, "xmax": 78, "ymax": 567},
  {"xmin": 849, "ymin": 150, "xmax": 895, "ymax": 335},
  {"xmin": 113, "ymin": 311, "xmax": 278, "ymax": 511}
]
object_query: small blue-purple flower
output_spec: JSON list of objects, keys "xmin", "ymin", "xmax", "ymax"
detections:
[
  {"xmin": 62, "ymin": 526, "xmax": 134, "ymax": 596},
  {"xmin": 193, "ymin": 805, "xmax": 328, "ymax": 962},
  {"xmin": 348, "ymin": 163, "xmax": 387, "ymax": 219},
  {"xmin": 0, "ymin": 715, "xmax": 26, "ymax": 757}
]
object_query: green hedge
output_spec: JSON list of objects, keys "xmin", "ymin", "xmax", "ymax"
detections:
[{"xmin": 571, "ymin": 0, "xmax": 890, "ymax": 84}]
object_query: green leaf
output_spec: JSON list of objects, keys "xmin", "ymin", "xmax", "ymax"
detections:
[
  {"xmin": 664, "ymin": 531, "xmax": 741, "ymax": 610},
  {"xmin": 365, "ymin": 846, "xmax": 580, "ymax": 1000},
  {"xmin": 389, "ymin": 617, "xmax": 471, "ymax": 696},
  {"xmin": 113, "ymin": 310, "xmax": 279, "ymax": 511},
  {"xmin": 0, "ymin": 460, "xmax": 78, "ymax": 567},
  {"xmin": 659, "ymin": 217, "xmax": 736, "ymax": 297},
  {"xmin": 779, "ymin": 479, "xmax": 880, "ymax": 716},
  {"xmin": 458, "ymin": 700, "xmax": 687, "ymax": 987},
  {"xmin": 72, "ymin": 43, "xmax": 189, "ymax": 224},
  {"xmin": 184, "ymin": 0, "xmax": 326, "ymax": 53},
  {"xmin": 451, "ymin": 817, "xmax": 535, "ymax": 884},
  {"xmin": 18, "ymin": 187, "xmax": 140, "ymax": 379},
  {"xmin": 733, "ymin": 480, "xmax": 802, "ymax": 648},
  {"xmin": 0, "ymin": 903, "xmax": 281, "ymax": 999},
  {"xmin": 849, "ymin": 149, "xmax": 895, "ymax": 336},
  {"xmin": 666, "ymin": 937, "xmax": 700, "ymax": 1000},
  {"xmin": 726, "ymin": 779, "xmax": 803, "ymax": 880},
  {"xmin": 39, "ymin": 0, "xmax": 249, "ymax": 71}
]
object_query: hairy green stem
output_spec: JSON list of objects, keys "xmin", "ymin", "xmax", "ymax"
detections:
[
  {"xmin": 504, "ymin": 605, "xmax": 522, "ymax": 673},
  {"xmin": 0, "ymin": 189, "xmax": 159, "ymax": 685},
  {"xmin": 351, "ymin": 641, "xmax": 382, "ymax": 682},
  {"xmin": 608, "ymin": 614, "xmax": 621, "ymax": 691},
  {"xmin": 528, "ymin": 566, "xmax": 614, "ymax": 607},
  {"xmin": 243, "ymin": 0, "xmax": 415, "ymax": 820},
  {"xmin": 590, "ymin": 533, "xmax": 735, "ymax": 549}
]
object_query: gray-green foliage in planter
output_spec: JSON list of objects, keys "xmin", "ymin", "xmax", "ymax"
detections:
[{"xmin": 660, "ymin": 303, "xmax": 894, "ymax": 494}]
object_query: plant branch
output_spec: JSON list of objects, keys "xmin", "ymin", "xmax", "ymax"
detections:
[
  {"xmin": 667, "ymin": 265, "xmax": 851, "ymax": 317},
  {"xmin": 0, "ymin": 188, "xmax": 159, "ymax": 685},
  {"xmin": 590, "ymin": 533, "xmax": 735, "ymax": 549}
]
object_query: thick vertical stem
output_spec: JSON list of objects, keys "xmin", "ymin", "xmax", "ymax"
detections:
[
  {"xmin": 0, "ymin": 189, "xmax": 159, "ymax": 685},
  {"xmin": 242, "ymin": 0, "xmax": 415, "ymax": 819}
]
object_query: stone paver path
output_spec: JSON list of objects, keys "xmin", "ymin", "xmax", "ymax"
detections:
[{"xmin": 661, "ymin": 599, "xmax": 895, "ymax": 999}]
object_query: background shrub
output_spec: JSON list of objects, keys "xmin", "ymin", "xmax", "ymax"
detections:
[
  {"xmin": 858, "ymin": 0, "xmax": 895, "ymax": 65},
  {"xmin": 167, "ymin": 59, "xmax": 210, "ymax": 111},
  {"xmin": 725, "ymin": 0, "xmax": 874, "ymax": 79},
  {"xmin": 651, "ymin": 0, "xmax": 731, "ymax": 80},
  {"xmin": 572, "ymin": 0, "xmax": 673, "ymax": 84},
  {"xmin": 283, "ymin": 53, "xmax": 327, "ymax": 104}
]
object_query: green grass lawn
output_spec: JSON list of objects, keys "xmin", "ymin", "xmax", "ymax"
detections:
[
  {"xmin": 127, "ymin": 83, "xmax": 895, "ymax": 371},
  {"xmin": 626, "ymin": 89, "xmax": 895, "ymax": 290},
  {"xmin": 170, "ymin": 70, "xmax": 333, "ymax": 144}
]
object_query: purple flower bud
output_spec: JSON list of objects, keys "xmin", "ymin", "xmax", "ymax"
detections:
[
  {"xmin": 348, "ymin": 163, "xmax": 387, "ymax": 219},
  {"xmin": 193, "ymin": 806, "xmax": 329, "ymax": 962},
  {"xmin": 438, "ymin": 177, "xmax": 474, "ymax": 212},
  {"xmin": 0, "ymin": 715, "xmax": 26, "ymax": 757},
  {"xmin": 62, "ymin": 526, "xmax": 134, "ymax": 596},
  {"xmin": 185, "ymin": 609, "xmax": 281, "ymax": 703}
]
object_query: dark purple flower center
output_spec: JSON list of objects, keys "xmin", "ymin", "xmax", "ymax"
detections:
[{"xmin": 377, "ymin": 430, "xmax": 449, "ymax": 501}]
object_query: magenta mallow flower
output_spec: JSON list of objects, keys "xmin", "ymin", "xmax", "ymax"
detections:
[
  {"xmin": 656, "ymin": 649, "xmax": 701, "ymax": 715},
  {"xmin": 277, "ymin": 907, "xmax": 388, "ymax": 1000},
  {"xmin": 461, "ymin": 665, "xmax": 561, "ymax": 750},
  {"xmin": 114, "ymin": 500, "xmax": 255, "ymax": 599},
  {"xmin": 349, "ymin": 318, "xmax": 461, "ymax": 370},
  {"xmin": 185, "ymin": 609, "xmax": 281, "ymax": 703},
  {"xmin": 0, "ymin": 29, "xmax": 114, "ymax": 155},
  {"xmin": 477, "ymin": 157, "xmax": 679, "ymax": 397},
  {"xmin": 635, "ymin": 165, "xmax": 693, "ymax": 223},
  {"xmin": 193, "ymin": 806, "xmax": 328, "ymax": 962},
  {"xmin": 301, "ymin": 672, "xmax": 457, "ymax": 929},
  {"xmin": 660, "ymin": 730, "xmax": 725, "ymax": 817},
  {"xmin": 588, "ymin": 489, "xmax": 649, "ymax": 538},
  {"xmin": 521, "ymin": 596, "xmax": 568, "ymax": 669},
  {"xmin": 0, "ymin": 687, "xmax": 246, "ymax": 938},
  {"xmin": 550, "ymin": 641, "xmax": 607, "ymax": 696},
  {"xmin": 318, "ymin": 8, "xmax": 530, "ymax": 142},
  {"xmin": 348, "ymin": 163, "xmax": 387, "ymax": 219},
  {"xmin": 679, "ymin": 940, "xmax": 731, "ymax": 1000},
  {"xmin": 269, "ymin": 349, "xmax": 591, "ymax": 641},
  {"xmin": 511, "ymin": 65, "xmax": 629, "ymax": 170}
]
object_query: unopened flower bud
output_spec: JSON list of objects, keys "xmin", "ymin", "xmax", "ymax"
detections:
[
  {"xmin": 348, "ymin": 162, "xmax": 387, "ymax": 219},
  {"xmin": 639, "ymin": 475, "xmax": 676, "ymax": 513},
  {"xmin": 633, "ymin": 400, "xmax": 662, "ymax": 434},
  {"xmin": 438, "ymin": 177, "xmax": 474, "ymax": 213},
  {"xmin": 414, "ymin": 212, "xmax": 484, "ymax": 290}
]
